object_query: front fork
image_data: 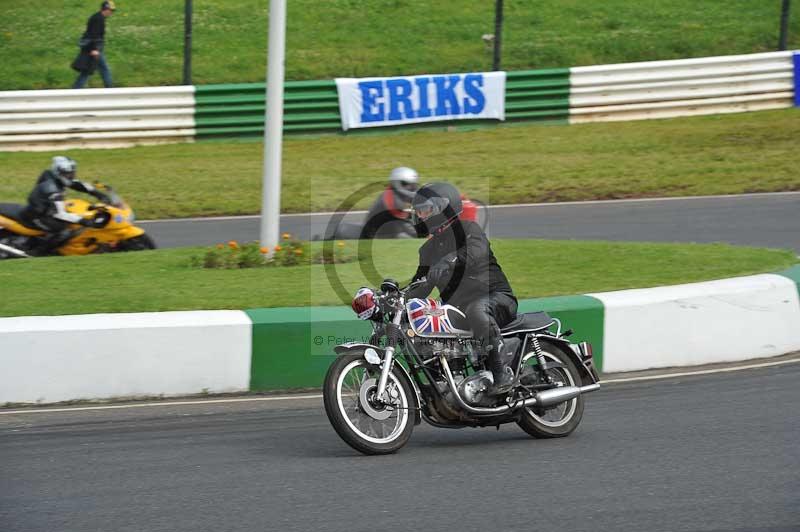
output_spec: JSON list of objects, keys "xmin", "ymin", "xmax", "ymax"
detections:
[{"xmin": 375, "ymin": 308, "xmax": 404, "ymax": 401}]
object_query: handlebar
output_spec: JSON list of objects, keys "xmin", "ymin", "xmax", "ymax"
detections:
[
  {"xmin": 372, "ymin": 278, "xmax": 428, "ymax": 316},
  {"xmin": 378, "ymin": 277, "xmax": 427, "ymax": 297},
  {"xmin": 403, "ymin": 278, "xmax": 428, "ymax": 293}
]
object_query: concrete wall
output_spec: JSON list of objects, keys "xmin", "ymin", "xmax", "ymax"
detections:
[
  {"xmin": 592, "ymin": 273, "xmax": 800, "ymax": 373},
  {"xmin": 0, "ymin": 310, "xmax": 252, "ymax": 404}
]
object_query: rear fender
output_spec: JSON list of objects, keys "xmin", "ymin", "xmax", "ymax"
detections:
[
  {"xmin": 536, "ymin": 335, "xmax": 600, "ymax": 386},
  {"xmin": 333, "ymin": 342, "xmax": 422, "ymax": 425}
]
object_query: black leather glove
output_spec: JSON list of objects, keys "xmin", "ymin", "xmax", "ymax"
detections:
[{"xmin": 427, "ymin": 253, "xmax": 458, "ymax": 284}]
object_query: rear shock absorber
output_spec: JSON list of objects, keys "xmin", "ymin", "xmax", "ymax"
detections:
[{"xmin": 530, "ymin": 335, "xmax": 553, "ymax": 384}]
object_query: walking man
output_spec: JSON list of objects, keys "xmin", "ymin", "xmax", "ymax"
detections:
[{"xmin": 73, "ymin": 1, "xmax": 116, "ymax": 89}]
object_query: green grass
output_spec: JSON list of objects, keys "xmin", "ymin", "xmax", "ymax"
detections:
[
  {"xmin": 1, "ymin": 109, "xmax": 798, "ymax": 219},
  {"xmin": 0, "ymin": 239, "xmax": 795, "ymax": 317},
  {"xmin": 0, "ymin": 0, "xmax": 797, "ymax": 90}
]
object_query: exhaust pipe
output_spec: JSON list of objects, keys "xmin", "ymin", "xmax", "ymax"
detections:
[
  {"xmin": 0, "ymin": 242, "xmax": 30, "ymax": 258},
  {"xmin": 531, "ymin": 383, "xmax": 600, "ymax": 409},
  {"xmin": 439, "ymin": 354, "xmax": 601, "ymax": 416}
]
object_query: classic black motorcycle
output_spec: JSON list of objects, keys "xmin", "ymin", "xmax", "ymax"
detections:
[{"xmin": 323, "ymin": 279, "xmax": 601, "ymax": 455}]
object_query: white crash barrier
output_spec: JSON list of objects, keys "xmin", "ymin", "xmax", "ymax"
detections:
[
  {"xmin": 0, "ymin": 311, "xmax": 252, "ymax": 404},
  {"xmin": 0, "ymin": 86, "xmax": 196, "ymax": 151},
  {"xmin": 570, "ymin": 51, "xmax": 796, "ymax": 123},
  {"xmin": 592, "ymin": 274, "xmax": 800, "ymax": 373}
]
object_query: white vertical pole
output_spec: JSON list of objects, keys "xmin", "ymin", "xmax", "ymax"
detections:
[{"xmin": 261, "ymin": 0, "xmax": 286, "ymax": 254}]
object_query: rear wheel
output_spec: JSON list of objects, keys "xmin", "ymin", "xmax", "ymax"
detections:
[
  {"xmin": 117, "ymin": 234, "xmax": 156, "ymax": 251},
  {"xmin": 516, "ymin": 339, "xmax": 585, "ymax": 438},
  {"xmin": 0, "ymin": 231, "xmax": 31, "ymax": 259},
  {"xmin": 323, "ymin": 353, "xmax": 415, "ymax": 455}
]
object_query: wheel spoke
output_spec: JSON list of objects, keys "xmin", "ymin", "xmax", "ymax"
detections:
[
  {"xmin": 522, "ymin": 351, "xmax": 578, "ymax": 428},
  {"xmin": 335, "ymin": 359, "xmax": 409, "ymax": 444},
  {"xmin": 367, "ymin": 416, "xmax": 379, "ymax": 438}
]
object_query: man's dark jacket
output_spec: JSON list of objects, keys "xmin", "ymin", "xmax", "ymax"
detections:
[
  {"xmin": 81, "ymin": 11, "xmax": 106, "ymax": 52},
  {"xmin": 71, "ymin": 11, "xmax": 105, "ymax": 73},
  {"xmin": 408, "ymin": 220, "xmax": 515, "ymax": 309}
]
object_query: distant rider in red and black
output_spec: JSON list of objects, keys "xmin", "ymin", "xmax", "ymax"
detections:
[
  {"xmin": 359, "ymin": 167, "xmax": 420, "ymax": 239},
  {"xmin": 406, "ymin": 182, "xmax": 518, "ymax": 394}
]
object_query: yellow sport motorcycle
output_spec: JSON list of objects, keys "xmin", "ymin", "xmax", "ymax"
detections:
[{"xmin": 0, "ymin": 185, "xmax": 155, "ymax": 259}]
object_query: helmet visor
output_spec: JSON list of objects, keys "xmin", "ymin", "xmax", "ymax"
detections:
[{"xmin": 413, "ymin": 197, "xmax": 448, "ymax": 221}]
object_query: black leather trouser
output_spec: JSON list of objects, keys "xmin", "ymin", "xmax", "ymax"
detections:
[
  {"xmin": 463, "ymin": 292, "xmax": 518, "ymax": 369},
  {"xmin": 21, "ymin": 212, "xmax": 73, "ymax": 253}
]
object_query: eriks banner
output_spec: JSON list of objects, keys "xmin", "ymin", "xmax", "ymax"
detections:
[{"xmin": 335, "ymin": 71, "xmax": 506, "ymax": 131}]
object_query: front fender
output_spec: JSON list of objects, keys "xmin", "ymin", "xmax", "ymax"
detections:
[
  {"xmin": 333, "ymin": 342, "xmax": 422, "ymax": 426},
  {"xmin": 334, "ymin": 342, "xmax": 384, "ymax": 356}
]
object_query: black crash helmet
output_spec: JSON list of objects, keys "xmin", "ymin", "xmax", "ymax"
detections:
[{"xmin": 411, "ymin": 182, "xmax": 463, "ymax": 236}]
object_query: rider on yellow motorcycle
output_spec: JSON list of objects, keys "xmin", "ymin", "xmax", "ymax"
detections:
[{"xmin": 20, "ymin": 156, "xmax": 111, "ymax": 254}]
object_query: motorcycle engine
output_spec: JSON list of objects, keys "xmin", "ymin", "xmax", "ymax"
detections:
[
  {"xmin": 458, "ymin": 370, "xmax": 494, "ymax": 406},
  {"xmin": 416, "ymin": 338, "xmax": 468, "ymax": 363},
  {"xmin": 414, "ymin": 339, "xmax": 473, "ymax": 420}
]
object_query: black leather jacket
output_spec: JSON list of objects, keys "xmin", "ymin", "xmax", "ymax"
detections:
[
  {"xmin": 408, "ymin": 220, "xmax": 515, "ymax": 309},
  {"xmin": 25, "ymin": 170, "xmax": 101, "ymax": 222}
]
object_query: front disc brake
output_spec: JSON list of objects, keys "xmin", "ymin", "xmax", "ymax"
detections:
[{"xmin": 358, "ymin": 378, "xmax": 395, "ymax": 420}]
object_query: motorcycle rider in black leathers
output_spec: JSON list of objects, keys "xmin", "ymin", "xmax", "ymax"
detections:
[
  {"xmin": 21, "ymin": 156, "xmax": 109, "ymax": 254},
  {"xmin": 407, "ymin": 182, "xmax": 519, "ymax": 394},
  {"xmin": 359, "ymin": 167, "xmax": 420, "ymax": 239}
]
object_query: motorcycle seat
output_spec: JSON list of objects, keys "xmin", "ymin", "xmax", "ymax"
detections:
[
  {"xmin": 500, "ymin": 311, "xmax": 554, "ymax": 334},
  {"xmin": 0, "ymin": 203, "xmax": 26, "ymax": 220},
  {"xmin": 0, "ymin": 203, "xmax": 38, "ymax": 229}
]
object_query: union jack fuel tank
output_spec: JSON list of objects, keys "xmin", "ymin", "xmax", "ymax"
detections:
[{"xmin": 406, "ymin": 298, "xmax": 471, "ymax": 337}]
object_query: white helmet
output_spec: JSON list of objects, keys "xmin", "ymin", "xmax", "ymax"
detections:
[
  {"xmin": 389, "ymin": 166, "xmax": 419, "ymax": 203},
  {"xmin": 51, "ymin": 156, "xmax": 77, "ymax": 186}
]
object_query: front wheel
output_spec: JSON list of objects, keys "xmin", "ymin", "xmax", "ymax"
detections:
[
  {"xmin": 516, "ymin": 339, "xmax": 585, "ymax": 439},
  {"xmin": 117, "ymin": 233, "xmax": 156, "ymax": 251},
  {"xmin": 323, "ymin": 354, "xmax": 415, "ymax": 455}
]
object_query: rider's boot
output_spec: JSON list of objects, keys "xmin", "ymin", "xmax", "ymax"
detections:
[{"xmin": 487, "ymin": 339, "xmax": 515, "ymax": 396}]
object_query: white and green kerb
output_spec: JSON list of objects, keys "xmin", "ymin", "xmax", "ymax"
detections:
[{"xmin": 2, "ymin": 268, "xmax": 800, "ymax": 405}]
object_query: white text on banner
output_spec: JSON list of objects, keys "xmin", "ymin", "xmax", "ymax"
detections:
[{"xmin": 335, "ymin": 72, "xmax": 506, "ymax": 131}]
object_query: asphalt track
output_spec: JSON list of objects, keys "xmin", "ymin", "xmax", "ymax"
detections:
[
  {"xmin": 139, "ymin": 192, "xmax": 800, "ymax": 252},
  {"xmin": 2, "ymin": 362, "xmax": 799, "ymax": 532}
]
